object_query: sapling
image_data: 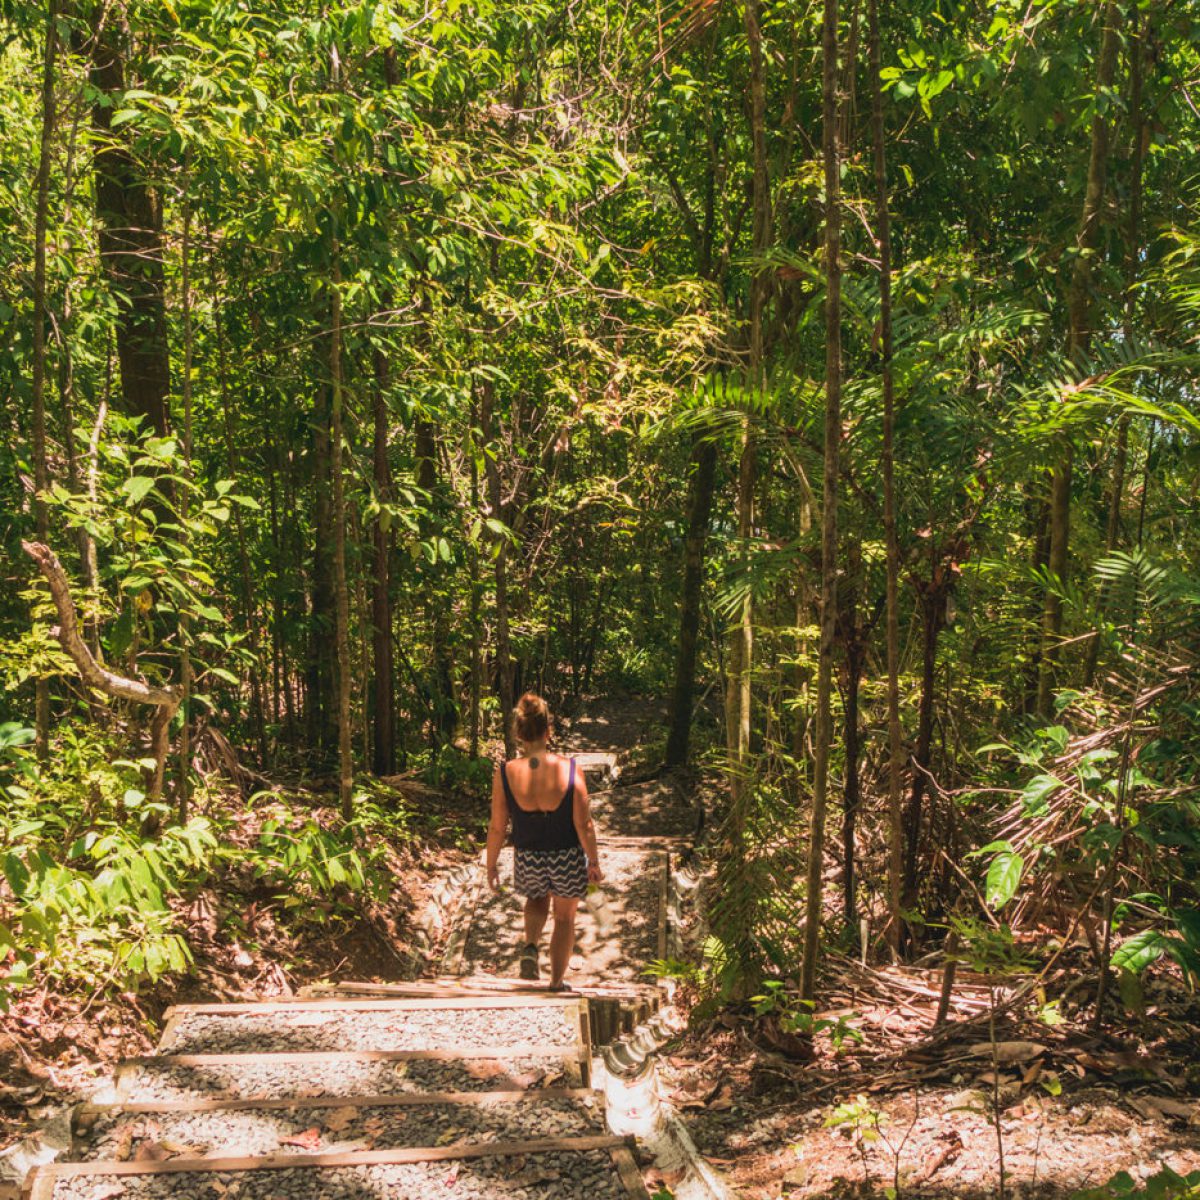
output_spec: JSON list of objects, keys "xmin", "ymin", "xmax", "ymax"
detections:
[{"xmin": 952, "ymin": 917, "xmax": 1033, "ymax": 1200}]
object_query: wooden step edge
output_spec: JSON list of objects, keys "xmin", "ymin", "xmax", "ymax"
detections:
[
  {"xmin": 301, "ymin": 979, "xmax": 654, "ymax": 998},
  {"xmin": 78, "ymin": 1087, "xmax": 600, "ymax": 1116},
  {"xmin": 596, "ymin": 836, "xmax": 687, "ymax": 850},
  {"xmin": 119, "ymin": 1045, "xmax": 582, "ymax": 1069},
  {"xmin": 24, "ymin": 1134, "xmax": 635, "ymax": 1194},
  {"xmin": 161, "ymin": 994, "xmax": 587, "ymax": 1018}
]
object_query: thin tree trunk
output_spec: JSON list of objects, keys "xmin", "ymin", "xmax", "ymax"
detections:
[
  {"xmin": 482, "ymin": 384, "xmax": 516, "ymax": 757},
  {"xmin": 371, "ymin": 341, "xmax": 395, "ymax": 775},
  {"xmin": 724, "ymin": 0, "xmax": 770, "ymax": 844},
  {"xmin": 309, "ymin": 384, "xmax": 336, "ymax": 756},
  {"xmin": 212, "ymin": 271, "xmax": 268, "ymax": 765},
  {"xmin": 841, "ymin": 644, "xmax": 863, "ymax": 929},
  {"xmin": 31, "ymin": 0, "xmax": 58, "ymax": 763},
  {"xmin": 177, "ymin": 191, "xmax": 194, "ymax": 824},
  {"xmin": 1084, "ymin": 14, "xmax": 1144, "ymax": 689},
  {"xmin": 416, "ymin": 418, "xmax": 456, "ymax": 744},
  {"xmin": 665, "ymin": 438, "xmax": 718, "ymax": 767},
  {"xmin": 1036, "ymin": 0, "xmax": 1122, "ymax": 715},
  {"xmin": 902, "ymin": 584, "xmax": 945, "ymax": 909},
  {"xmin": 802, "ymin": 0, "xmax": 842, "ymax": 1003},
  {"xmin": 330, "ymin": 238, "xmax": 354, "ymax": 820},
  {"xmin": 467, "ymin": 394, "xmax": 482, "ymax": 760},
  {"xmin": 868, "ymin": 0, "xmax": 904, "ymax": 955}
]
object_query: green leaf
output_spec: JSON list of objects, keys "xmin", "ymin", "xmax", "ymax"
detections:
[
  {"xmin": 985, "ymin": 850, "xmax": 1024, "ymax": 909},
  {"xmin": 122, "ymin": 476, "xmax": 156, "ymax": 505},
  {"xmin": 1021, "ymin": 774, "xmax": 1060, "ymax": 816},
  {"xmin": 1110, "ymin": 929, "xmax": 1172, "ymax": 976}
]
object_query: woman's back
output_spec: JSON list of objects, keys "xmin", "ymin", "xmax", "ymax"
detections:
[
  {"xmin": 500, "ymin": 754, "xmax": 579, "ymax": 852},
  {"xmin": 502, "ymin": 753, "xmax": 573, "ymax": 811}
]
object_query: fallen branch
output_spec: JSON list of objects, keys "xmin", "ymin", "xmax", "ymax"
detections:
[{"xmin": 22, "ymin": 539, "xmax": 181, "ymax": 801}]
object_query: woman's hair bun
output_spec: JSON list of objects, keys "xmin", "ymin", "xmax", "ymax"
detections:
[{"xmin": 513, "ymin": 692, "xmax": 550, "ymax": 742}]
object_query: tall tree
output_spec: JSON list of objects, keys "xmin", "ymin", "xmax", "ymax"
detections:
[
  {"xmin": 30, "ymin": 0, "xmax": 58, "ymax": 762},
  {"xmin": 867, "ymin": 0, "xmax": 903, "ymax": 951},
  {"xmin": 88, "ymin": 8, "xmax": 171, "ymax": 435},
  {"xmin": 802, "ymin": 0, "xmax": 842, "ymax": 1002},
  {"xmin": 665, "ymin": 437, "xmax": 718, "ymax": 767},
  {"xmin": 1035, "ymin": 0, "xmax": 1123, "ymax": 715}
]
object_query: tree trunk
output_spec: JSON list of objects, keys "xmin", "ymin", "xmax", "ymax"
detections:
[
  {"xmin": 309, "ymin": 384, "xmax": 337, "ymax": 757},
  {"xmin": 665, "ymin": 438, "xmax": 718, "ymax": 767},
  {"xmin": 31, "ymin": 0, "xmax": 58, "ymax": 763},
  {"xmin": 838, "ymin": 571, "xmax": 865, "ymax": 930},
  {"xmin": 1085, "ymin": 14, "xmax": 1144, "ymax": 689},
  {"xmin": 89, "ymin": 10, "xmax": 171, "ymax": 436},
  {"xmin": 802, "ymin": 0, "xmax": 842, "ymax": 1002},
  {"xmin": 330, "ymin": 241, "xmax": 354, "ymax": 820},
  {"xmin": 868, "ymin": 0, "xmax": 905, "ymax": 955},
  {"xmin": 177, "ymin": 192, "xmax": 195, "ymax": 823},
  {"xmin": 481, "ymin": 381, "xmax": 515, "ymax": 756},
  {"xmin": 416, "ymin": 417, "xmax": 456, "ymax": 744},
  {"xmin": 902, "ymin": 583, "xmax": 945, "ymax": 912},
  {"xmin": 1036, "ymin": 0, "xmax": 1122, "ymax": 715},
  {"xmin": 724, "ymin": 0, "xmax": 770, "ymax": 832},
  {"xmin": 371, "ymin": 342, "xmax": 396, "ymax": 775},
  {"xmin": 213, "ymin": 274, "xmax": 267, "ymax": 765}
]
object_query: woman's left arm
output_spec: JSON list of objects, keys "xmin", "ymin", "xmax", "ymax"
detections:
[
  {"xmin": 572, "ymin": 767, "xmax": 603, "ymax": 883},
  {"xmin": 485, "ymin": 766, "xmax": 509, "ymax": 891}
]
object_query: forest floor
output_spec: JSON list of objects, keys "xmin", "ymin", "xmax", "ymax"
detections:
[
  {"xmin": 6, "ymin": 700, "xmax": 1200, "ymax": 1200},
  {"xmin": 659, "ymin": 799, "xmax": 1200, "ymax": 1198}
]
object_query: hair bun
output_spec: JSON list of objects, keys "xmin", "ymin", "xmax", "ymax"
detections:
[{"xmin": 513, "ymin": 692, "xmax": 550, "ymax": 742}]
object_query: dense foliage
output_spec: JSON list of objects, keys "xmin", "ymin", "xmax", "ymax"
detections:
[{"xmin": 1, "ymin": 0, "xmax": 1198, "ymax": 1015}]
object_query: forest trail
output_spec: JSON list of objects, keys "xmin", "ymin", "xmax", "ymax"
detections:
[{"xmin": 20, "ymin": 708, "xmax": 704, "ymax": 1200}]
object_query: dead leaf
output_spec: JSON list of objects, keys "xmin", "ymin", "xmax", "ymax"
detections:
[
  {"xmin": 967, "ymin": 1041, "xmax": 1047, "ymax": 1064},
  {"xmin": 1021, "ymin": 1060, "xmax": 1044, "ymax": 1086},
  {"xmin": 708, "ymin": 1084, "xmax": 734, "ymax": 1111},
  {"xmin": 112, "ymin": 1124, "xmax": 134, "ymax": 1162},
  {"xmin": 1140, "ymin": 1096, "xmax": 1197, "ymax": 1122},
  {"xmin": 502, "ymin": 1155, "xmax": 527, "ymax": 1177},
  {"xmin": 444, "ymin": 1164, "xmax": 460, "ymax": 1186},
  {"xmin": 278, "ymin": 1128, "xmax": 322, "ymax": 1151},
  {"xmin": 320, "ymin": 1107, "xmax": 356, "ymax": 1133},
  {"xmin": 912, "ymin": 1131, "xmax": 964, "ymax": 1184},
  {"xmin": 133, "ymin": 1141, "xmax": 175, "ymax": 1162}
]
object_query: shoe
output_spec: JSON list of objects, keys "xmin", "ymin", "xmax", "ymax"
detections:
[
  {"xmin": 518, "ymin": 942, "xmax": 539, "ymax": 980},
  {"xmin": 547, "ymin": 980, "xmax": 573, "ymax": 992}
]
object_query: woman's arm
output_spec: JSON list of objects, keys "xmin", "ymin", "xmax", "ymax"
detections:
[
  {"xmin": 572, "ymin": 767, "xmax": 603, "ymax": 883},
  {"xmin": 485, "ymin": 765, "xmax": 509, "ymax": 891}
]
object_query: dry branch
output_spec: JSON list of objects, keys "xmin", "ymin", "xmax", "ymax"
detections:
[{"xmin": 22, "ymin": 539, "xmax": 181, "ymax": 800}]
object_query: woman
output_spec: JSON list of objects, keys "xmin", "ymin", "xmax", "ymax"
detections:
[{"xmin": 486, "ymin": 693, "xmax": 602, "ymax": 990}]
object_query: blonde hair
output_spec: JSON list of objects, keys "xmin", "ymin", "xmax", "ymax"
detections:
[{"xmin": 513, "ymin": 692, "xmax": 550, "ymax": 743}]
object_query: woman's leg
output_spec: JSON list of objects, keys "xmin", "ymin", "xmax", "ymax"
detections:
[
  {"xmin": 524, "ymin": 894, "xmax": 550, "ymax": 946},
  {"xmin": 548, "ymin": 896, "xmax": 580, "ymax": 986}
]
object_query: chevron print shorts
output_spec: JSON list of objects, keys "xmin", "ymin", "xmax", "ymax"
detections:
[{"xmin": 513, "ymin": 846, "xmax": 588, "ymax": 899}]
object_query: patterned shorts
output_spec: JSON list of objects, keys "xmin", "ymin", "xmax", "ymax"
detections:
[{"xmin": 514, "ymin": 846, "xmax": 588, "ymax": 900}]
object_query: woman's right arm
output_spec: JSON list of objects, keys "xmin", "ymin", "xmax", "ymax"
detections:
[{"xmin": 485, "ymin": 766, "xmax": 509, "ymax": 890}]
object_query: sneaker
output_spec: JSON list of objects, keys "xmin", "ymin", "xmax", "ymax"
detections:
[{"xmin": 518, "ymin": 942, "xmax": 539, "ymax": 980}]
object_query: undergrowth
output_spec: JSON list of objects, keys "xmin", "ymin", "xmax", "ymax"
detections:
[{"xmin": 0, "ymin": 717, "xmax": 417, "ymax": 1009}]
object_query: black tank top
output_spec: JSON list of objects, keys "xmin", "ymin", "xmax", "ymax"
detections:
[{"xmin": 501, "ymin": 758, "xmax": 580, "ymax": 852}]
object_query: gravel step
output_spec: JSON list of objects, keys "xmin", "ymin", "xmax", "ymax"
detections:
[
  {"xmin": 117, "ymin": 1053, "xmax": 586, "ymax": 1103},
  {"xmin": 74, "ymin": 1093, "xmax": 605, "ymax": 1161},
  {"xmin": 163, "ymin": 1005, "xmax": 580, "ymax": 1055},
  {"xmin": 34, "ymin": 1144, "xmax": 639, "ymax": 1200}
]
